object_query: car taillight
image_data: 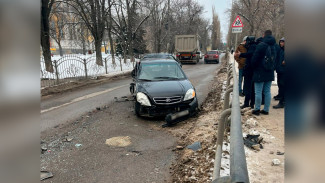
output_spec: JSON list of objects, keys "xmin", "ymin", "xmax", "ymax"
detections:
[
  {"xmin": 213, "ymin": 55, "xmax": 219, "ymax": 58},
  {"xmin": 192, "ymin": 54, "xmax": 196, "ymax": 57},
  {"xmin": 204, "ymin": 55, "xmax": 208, "ymax": 58},
  {"xmin": 176, "ymin": 54, "xmax": 180, "ymax": 57}
]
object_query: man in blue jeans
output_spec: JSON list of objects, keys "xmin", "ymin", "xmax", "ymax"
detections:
[{"xmin": 251, "ymin": 30, "xmax": 277, "ymax": 115}]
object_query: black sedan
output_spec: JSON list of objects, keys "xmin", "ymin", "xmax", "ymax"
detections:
[{"xmin": 132, "ymin": 60, "xmax": 198, "ymax": 124}]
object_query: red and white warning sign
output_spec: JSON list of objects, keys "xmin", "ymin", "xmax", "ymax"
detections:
[{"xmin": 232, "ymin": 16, "xmax": 244, "ymax": 27}]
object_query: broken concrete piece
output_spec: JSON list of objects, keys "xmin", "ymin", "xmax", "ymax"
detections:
[
  {"xmin": 249, "ymin": 129, "xmax": 260, "ymax": 136},
  {"xmin": 245, "ymin": 118, "xmax": 258, "ymax": 127},
  {"xmin": 40, "ymin": 171, "xmax": 53, "ymax": 181},
  {"xmin": 272, "ymin": 159, "xmax": 281, "ymax": 166}
]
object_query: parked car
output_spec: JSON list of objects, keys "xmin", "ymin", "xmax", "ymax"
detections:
[
  {"xmin": 204, "ymin": 50, "xmax": 220, "ymax": 64},
  {"xmin": 131, "ymin": 59, "xmax": 198, "ymax": 124}
]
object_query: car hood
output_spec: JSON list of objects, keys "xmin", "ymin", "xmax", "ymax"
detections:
[{"xmin": 136, "ymin": 79, "xmax": 193, "ymax": 98}]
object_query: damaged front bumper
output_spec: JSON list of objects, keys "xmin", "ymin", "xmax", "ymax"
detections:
[{"xmin": 136, "ymin": 97, "xmax": 198, "ymax": 118}]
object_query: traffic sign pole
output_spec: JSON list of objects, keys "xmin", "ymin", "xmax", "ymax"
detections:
[{"xmin": 231, "ymin": 16, "xmax": 244, "ymax": 54}]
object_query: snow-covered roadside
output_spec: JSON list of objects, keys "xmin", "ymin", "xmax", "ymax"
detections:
[{"xmin": 231, "ymin": 54, "xmax": 285, "ymax": 182}]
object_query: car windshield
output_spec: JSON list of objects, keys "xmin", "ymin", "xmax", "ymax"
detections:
[
  {"xmin": 138, "ymin": 62, "xmax": 186, "ymax": 81},
  {"xmin": 207, "ymin": 51, "xmax": 218, "ymax": 54},
  {"xmin": 143, "ymin": 54, "xmax": 173, "ymax": 59}
]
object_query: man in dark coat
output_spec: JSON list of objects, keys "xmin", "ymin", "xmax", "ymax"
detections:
[
  {"xmin": 273, "ymin": 37, "xmax": 285, "ymax": 108},
  {"xmin": 251, "ymin": 30, "xmax": 277, "ymax": 115},
  {"xmin": 234, "ymin": 36, "xmax": 247, "ymax": 96},
  {"xmin": 235, "ymin": 36, "xmax": 256, "ymax": 108}
]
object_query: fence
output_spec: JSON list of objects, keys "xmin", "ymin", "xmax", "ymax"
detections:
[
  {"xmin": 40, "ymin": 54, "xmax": 134, "ymax": 88},
  {"xmin": 212, "ymin": 53, "xmax": 249, "ymax": 183}
]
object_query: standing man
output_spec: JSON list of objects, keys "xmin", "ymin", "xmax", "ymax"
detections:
[
  {"xmin": 234, "ymin": 36, "xmax": 247, "ymax": 96},
  {"xmin": 235, "ymin": 36, "xmax": 256, "ymax": 108},
  {"xmin": 251, "ymin": 30, "xmax": 277, "ymax": 115},
  {"xmin": 273, "ymin": 37, "xmax": 285, "ymax": 108}
]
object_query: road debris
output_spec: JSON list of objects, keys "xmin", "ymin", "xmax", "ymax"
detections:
[
  {"xmin": 243, "ymin": 134, "xmax": 263, "ymax": 151},
  {"xmin": 187, "ymin": 141, "xmax": 201, "ymax": 151},
  {"xmin": 63, "ymin": 137, "xmax": 73, "ymax": 142},
  {"xmin": 276, "ymin": 151, "xmax": 285, "ymax": 155},
  {"xmin": 105, "ymin": 136, "xmax": 131, "ymax": 147},
  {"xmin": 176, "ymin": 146, "xmax": 184, "ymax": 150},
  {"xmin": 40, "ymin": 171, "xmax": 53, "ymax": 181},
  {"xmin": 75, "ymin": 144, "xmax": 82, "ymax": 148},
  {"xmin": 245, "ymin": 118, "xmax": 258, "ymax": 127},
  {"xmin": 272, "ymin": 159, "xmax": 281, "ymax": 166}
]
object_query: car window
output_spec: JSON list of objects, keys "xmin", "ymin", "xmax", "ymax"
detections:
[
  {"xmin": 138, "ymin": 62, "xmax": 186, "ymax": 81},
  {"xmin": 207, "ymin": 51, "xmax": 218, "ymax": 54}
]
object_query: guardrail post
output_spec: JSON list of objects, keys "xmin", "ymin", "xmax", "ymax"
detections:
[
  {"xmin": 83, "ymin": 59, "xmax": 88, "ymax": 79},
  {"xmin": 54, "ymin": 60, "xmax": 59, "ymax": 85},
  {"xmin": 224, "ymin": 88, "xmax": 233, "ymax": 110},
  {"xmin": 213, "ymin": 108, "xmax": 232, "ymax": 180}
]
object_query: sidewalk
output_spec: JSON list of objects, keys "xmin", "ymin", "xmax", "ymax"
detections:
[{"xmin": 231, "ymin": 54, "xmax": 285, "ymax": 183}]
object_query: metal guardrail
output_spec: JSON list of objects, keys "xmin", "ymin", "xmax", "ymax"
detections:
[{"xmin": 212, "ymin": 53, "xmax": 249, "ymax": 183}]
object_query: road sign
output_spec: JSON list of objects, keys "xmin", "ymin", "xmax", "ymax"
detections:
[
  {"xmin": 232, "ymin": 27, "xmax": 242, "ymax": 33},
  {"xmin": 232, "ymin": 16, "xmax": 244, "ymax": 28}
]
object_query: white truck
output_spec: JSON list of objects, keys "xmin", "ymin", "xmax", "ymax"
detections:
[{"xmin": 175, "ymin": 35, "xmax": 200, "ymax": 64}]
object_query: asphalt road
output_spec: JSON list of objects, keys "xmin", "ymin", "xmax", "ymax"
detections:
[{"xmin": 40, "ymin": 55, "xmax": 222, "ymax": 183}]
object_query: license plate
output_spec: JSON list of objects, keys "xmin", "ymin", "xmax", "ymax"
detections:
[
  {"xmin": 184, "ymin": 56, "xmax": 189, "ymax": 58},
  {"xmin": 181, "ymin": 54, "xmax": 191, "ymax": 57}
]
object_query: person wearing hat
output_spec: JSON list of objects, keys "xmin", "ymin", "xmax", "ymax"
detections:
[
  {"xmin": 234, "ymin": 36, "xmax": 248, "ymax": 96},
  {"xmin": 235, "ymin": 36, "xmax": 257, "ymax": 108},
  {"xmin": 273, "ymin": 37, "xmax": 285, "ymax": 108}
]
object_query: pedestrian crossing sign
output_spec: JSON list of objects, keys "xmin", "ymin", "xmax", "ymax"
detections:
[{"xmin": 232, "ymin": 16, "xmax": 244, "ymax": 27}]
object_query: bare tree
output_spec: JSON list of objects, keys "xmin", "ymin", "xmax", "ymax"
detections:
[
  {"xmin": 65, "ymin": 0, "xmax": 110, "ymax": 66},
  {"xmin": 41, "ymin": 0, "xmax": 55, "ymax": 72},
  {"xmin": 111, "ymin": 0, "xmax": 150, "ymax": 62},
  {"xmin": 211, "ymin": 6, "xmax": 221, "ymax": 50},
  {"xmin": 49, "ymin": 3, "xmax": 68, "ymax": 56}
]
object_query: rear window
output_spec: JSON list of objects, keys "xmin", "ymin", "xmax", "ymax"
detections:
[{"xmin": 207, "ymin": 51, "xmax": 218, "ymax": 54}]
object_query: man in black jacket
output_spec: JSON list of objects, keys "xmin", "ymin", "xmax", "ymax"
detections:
[
  {"xmin": 251, "ymin": 30, "xmax": 277, "ymax": 115},
  {"xmin": 273, "ymin": 37, "xmax": 285, "ymax": 108},
  {"xmin": 235, "ymin": 36, "xmax": 256, "ymax": 108}
]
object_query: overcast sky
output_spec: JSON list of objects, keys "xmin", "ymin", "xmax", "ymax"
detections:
[{"xmin": 200, "ymin": 0, "xmax": 232, "ymax": 42}]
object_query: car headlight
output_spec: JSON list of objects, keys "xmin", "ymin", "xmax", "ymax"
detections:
[
  {"xmin": 136, "ymin": 92, "xmax": 151, "ymax": 106},
  {"xmin": 184, "ymin": 89, "xmax": 195, "ymax": 101}
]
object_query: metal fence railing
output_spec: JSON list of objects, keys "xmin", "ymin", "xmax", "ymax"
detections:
[
  {"xmin": 212, "ymin": 53, "xmax": 249, "ymax": 183},
  {"xmin": 40, "ymin": 54, "xmax": 134, "ymax": 88}
]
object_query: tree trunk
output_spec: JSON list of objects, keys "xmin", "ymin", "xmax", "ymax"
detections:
[
  {"xmin": 123, "ymin": 46, "xmax": 127, "ymax": 63},
  {"xmin": 95, "ymin": 39, "xmax": 103, "ymax": 66},
  {"xmin": 82, "ymin": 38, "xmax": 86, "ymax": 55},
  {"xmin": 41, "ymin": 0, "xmax": 53, "ymax": 73},
  {"xmin": 58, "ymin": 43, "xmax": 63, "ymax": 56},
  {"xmin": 108, "ymin": 29, "xmax": 115, "ymax": 65}
]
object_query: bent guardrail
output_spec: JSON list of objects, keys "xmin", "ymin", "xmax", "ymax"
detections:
[{"xmin": 212, "ymin": 53, "xmax": 249, "ymax": 183}]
